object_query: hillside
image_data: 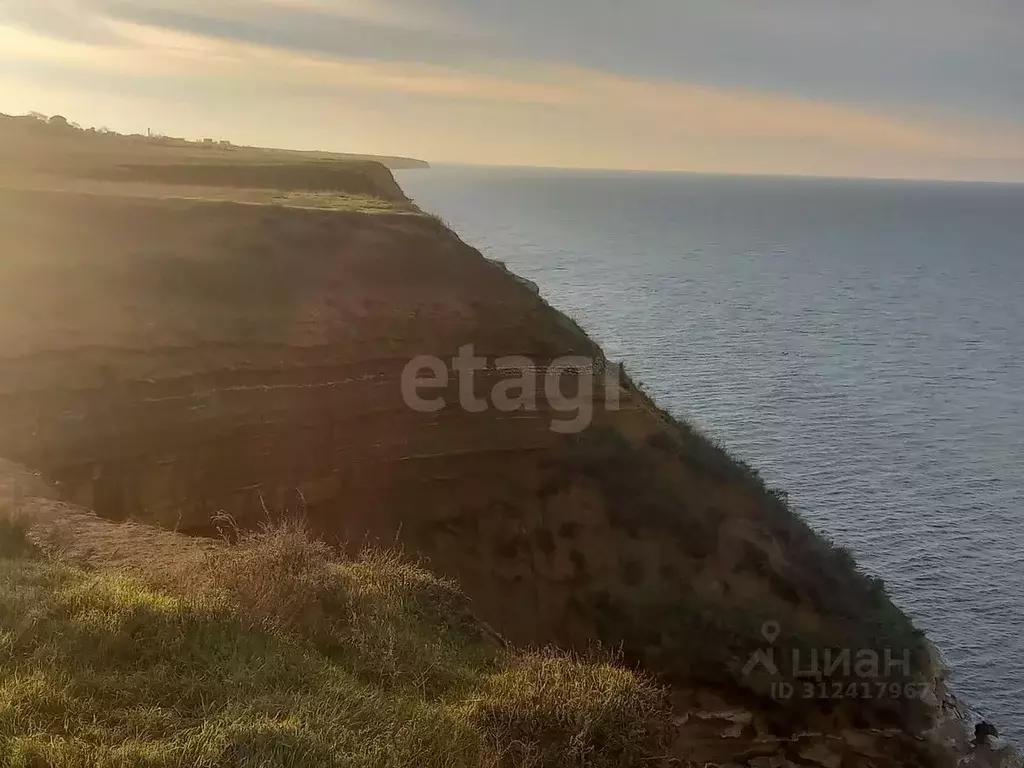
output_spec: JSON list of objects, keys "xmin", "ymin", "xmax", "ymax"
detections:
[{"xmin": 0, "ymin": 123, "xmax": 1015, "ymax": 767}]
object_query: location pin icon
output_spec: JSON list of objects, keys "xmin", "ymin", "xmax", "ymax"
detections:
[{"xmin": 762, "ymin": 621, "xmax": 781, "ymax": 645}]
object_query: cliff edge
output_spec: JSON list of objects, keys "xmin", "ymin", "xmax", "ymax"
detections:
[{"xmin": 0, "ymin": 126, "xmax": 1016, "ymax": 767}]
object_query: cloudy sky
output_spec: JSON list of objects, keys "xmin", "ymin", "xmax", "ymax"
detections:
[{"xmin": 2, "ymin": 0, "xmax": 1023, "ymax": 180}]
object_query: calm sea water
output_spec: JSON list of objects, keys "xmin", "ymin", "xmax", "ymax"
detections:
[{"xmin": 398, "ymin": 167, "xmax": 1024, "ymax": 741}]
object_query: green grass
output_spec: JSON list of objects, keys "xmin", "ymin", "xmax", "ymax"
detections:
[{"xmin": 0, "ymin": 521, "xmax": 668, "ymax": 767}]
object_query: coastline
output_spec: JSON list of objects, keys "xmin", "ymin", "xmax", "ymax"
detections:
[
  {"xmin": 398, "ymin": 165, "xmax": 1024, "ymax": 750},
  {"xmin": 0, "ymin": 132, "xmax": 1019, "ymax": 765},
  {"xmin": 922, "ymin": 640, "xmax": 1020, "ymax": 765}
]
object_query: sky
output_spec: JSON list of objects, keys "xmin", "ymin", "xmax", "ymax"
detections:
[{"xmin": 2, "ymin": 0, "xmax": 1023, "ymax": 180}]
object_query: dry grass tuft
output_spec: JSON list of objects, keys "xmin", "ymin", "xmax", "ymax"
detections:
[
  {"xmin": 0, "ymin": 518, "xmax": 670, "ymax": 767},
  {"xmin": 467, "ymin": 651, "xmax": 668, "ymax": 768}
]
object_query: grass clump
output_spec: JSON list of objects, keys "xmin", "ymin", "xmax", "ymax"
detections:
[
  {"xmin": 207, "ymin": 520, "xmax": 489, "ymax": 694},
  {"xmin": 467, "ymin": 652, "xmax": 667, "ymax": 768},
  {"xmin": 0, "ymin": 520, "xmax": 668, "ymax": 767}
]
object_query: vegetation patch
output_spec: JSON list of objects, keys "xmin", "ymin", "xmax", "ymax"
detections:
[
  {"xmin": 638, "ymin": 397, "xmax": 928, "ymax": 676},
  {"xmin": 467, "ymin": 652, "xmax": 667, "ymax": 768},
  {"xmin": 551, "ymin": 427, "xmax": 719, "ymax": 556},
  {"xmin": 0, "ymin": 521, "xmax": 669, "ymax": 768},
  {"xmin": 587, "ymin": 589, "xmax": 929, "ymax": 730}
]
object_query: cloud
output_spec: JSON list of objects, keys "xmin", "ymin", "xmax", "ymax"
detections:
[
  {"xmin": 0, "ymin": 20, "xmax": 570, "ymax": 103},
  {"xmin": 1, "ymin": 0, "xmax": 475, "ymax": 65},
  {"xmin": 421, "ymin": 0, "xmax": 1024, "ymax": 121},
  {"xmin": 5, "ymin": 0, "xmax": 1022, "ymax": 123},
  {"xmin": 251, "ymin": 0, "xmax": 466, "ymax": 31},
  {"xmin": 3, "ymin": 0, "xmax": 464, "ymax": 33},
  {"xmin": 2, "ymin": 0, "xmax": 1022, "ymax": 180}
]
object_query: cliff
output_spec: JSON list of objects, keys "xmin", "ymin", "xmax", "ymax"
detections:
[{"xmin": 0, "ymin": 129, "xmax": 1016, "ymax": 767}]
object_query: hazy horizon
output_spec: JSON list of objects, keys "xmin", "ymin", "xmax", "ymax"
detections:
[
  {"xmin": 3, "ymin": 0, "xmax": 1023, "ymax": 182},
  {"xmin": 414, "ymin": 162, "xmax": 1024, "ymax": 187}
]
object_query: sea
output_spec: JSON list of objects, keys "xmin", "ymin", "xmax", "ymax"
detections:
[{"xmin": 398, "ymin": 166, "xmax": 1024, "ymax": 742}]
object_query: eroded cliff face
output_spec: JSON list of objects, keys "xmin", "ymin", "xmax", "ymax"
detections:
[{"xmin": 0, "ymin": 158, "xmax": 1012, "ymax": 766}]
